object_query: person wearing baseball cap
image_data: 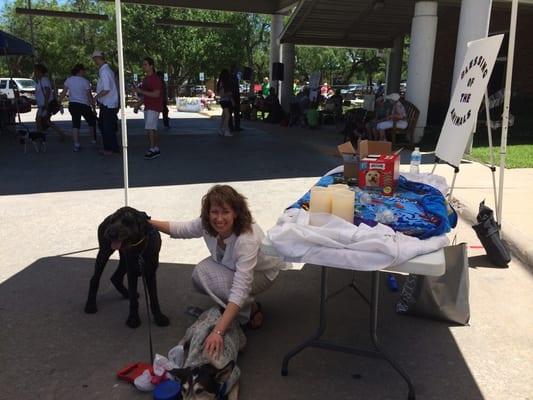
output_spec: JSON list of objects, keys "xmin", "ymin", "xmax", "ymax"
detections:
[
  {"xmin": 374, "ymin": 93, "xmax": 407, "ymax": 141},
  {"xmin": 92, "ymin": 50, "xmax": 120, "ymax": 155}
]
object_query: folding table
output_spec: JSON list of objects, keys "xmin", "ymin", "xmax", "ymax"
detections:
[{"xmin": 261, "ymin": 238, "xmax": 446, "ymax": 400}]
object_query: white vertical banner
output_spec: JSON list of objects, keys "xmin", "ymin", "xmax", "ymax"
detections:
[{"xmin": 435, "ymin": 35, "xmax": 503, "ymax": 168}]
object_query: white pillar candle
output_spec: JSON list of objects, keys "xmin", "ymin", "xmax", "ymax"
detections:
[
  {"xmin": 309, "ymin": 187, "xmax": 332, "ymax": 213},
  {"xmin": 331, "ymin": 189, "xmax": 355, "ymax": 223},
  {"xmin": 327, "ymin": 184, "xmax": 349, "ymax": 191}
]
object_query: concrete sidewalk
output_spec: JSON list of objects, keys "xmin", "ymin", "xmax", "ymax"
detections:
[
  {"xmin": 1, "ymin": 114, "xmax": 532, "ymax": 399},
  {"xmin": 426, "ymin": 163, "xmax": 533, "ymax": 268}
]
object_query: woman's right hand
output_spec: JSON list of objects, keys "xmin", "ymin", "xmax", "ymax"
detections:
[{"xmin": 148, "ymin": 220, "xmax": 171, "ymax": 235}]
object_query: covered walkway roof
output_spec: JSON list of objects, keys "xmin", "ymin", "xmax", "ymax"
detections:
[
  {"xmin": 103, "ymin": 0, "xmax": 415, "ymax": 48},
  {"xmin": 280, "ymin": 0, "xmax": 415, "ymax": 49}
]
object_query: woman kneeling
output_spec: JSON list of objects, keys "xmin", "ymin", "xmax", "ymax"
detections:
[{"xmin": 150, "ymin": 185, "xmax": 285, "ymax": 354}]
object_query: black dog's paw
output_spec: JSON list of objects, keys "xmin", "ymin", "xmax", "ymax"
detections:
[
  {"xmin": 84, "ymin": 302, "xmax": 97, "ymax": 314},
  {"xmin": 154, "ymin": 313, "xmax": 170, "ymax": 327},
  {"xmin": 126, "ymin": 315, "xmax": 141, "ymax": 328}
]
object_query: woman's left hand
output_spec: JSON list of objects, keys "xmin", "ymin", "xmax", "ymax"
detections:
[{"xmin": 204, "ymin": 331, "xmax": 224, "ymax": 360}]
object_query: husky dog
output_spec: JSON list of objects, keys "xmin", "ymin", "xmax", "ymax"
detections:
[{"xmin": 171, "ymin": 307, "xmax": 246, "ymax": 400}]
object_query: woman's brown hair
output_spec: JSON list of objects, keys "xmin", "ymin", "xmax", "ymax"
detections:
[{"xmin": 201, "ymin": 185, "xmax": 253, "ymax": 237}]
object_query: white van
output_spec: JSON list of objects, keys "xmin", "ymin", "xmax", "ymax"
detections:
[{"xmin": 0, "ymin": 78, "xmax": 36, "ymax": 104}]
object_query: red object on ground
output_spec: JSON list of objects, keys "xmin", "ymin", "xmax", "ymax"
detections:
[{"xmin": 117, "ymin": 362, "xmax": 153, "ymax": 383}]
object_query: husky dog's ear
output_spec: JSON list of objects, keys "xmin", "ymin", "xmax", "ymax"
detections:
[
  {"xmin": 169, "ymin": 367, "xmax": 191, "ymax": 384},
  {"xmin": 215, "ymin": 361, "xmax": 235, "ymax": 383}
]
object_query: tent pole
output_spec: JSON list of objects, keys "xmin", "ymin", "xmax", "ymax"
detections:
[
  {"xmin": 484, "ymin": 91, "xmax": 499, "ymax": 215},
  {"xmin": 114, "ymin": 0, "xmax": 129, "ymax": 206},
  {"xmin": 497, "ymin": 0, "xmax": 518, "ymax": 224}
]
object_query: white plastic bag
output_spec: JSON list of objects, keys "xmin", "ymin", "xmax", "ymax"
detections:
[
  {"xmin": 168, "ymin": 344, "xmax": 185, "ymax": 369},
  {"xmin": 133, "ymin": 369, "xmax": 154, "ymax": 392},
  {"xmin": 153, "ymin": 353, "xmax": 175, "ymax": 376}
]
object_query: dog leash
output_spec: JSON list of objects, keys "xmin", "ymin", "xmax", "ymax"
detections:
[
  {"xmin": 132, "ymin": 236, "xmax": 154, "ymax": 363},
  {"xmin": 216, "ymin": 382, "xmax": 228, "ymax": 400}
]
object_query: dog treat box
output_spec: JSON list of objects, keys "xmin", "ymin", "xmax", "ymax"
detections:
[{"xmin": 359, "ymin": 152, "xmax": 400, "ymax": 196}]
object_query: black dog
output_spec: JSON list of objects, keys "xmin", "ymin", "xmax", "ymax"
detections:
[{"xmin": 84, "ymin": 207, "xmax": 169, "ymax": 328}]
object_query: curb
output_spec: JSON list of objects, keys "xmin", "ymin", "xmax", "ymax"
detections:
[
  {"xmin": 199, "ymin": 110, "xmax": 220, "ymax": 119},
  {"xmin": 450, "ymin": 195, "xmax": 533, "ymax": 270}
]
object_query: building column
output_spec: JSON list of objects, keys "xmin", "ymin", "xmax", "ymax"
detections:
[
  {"xmin": 387, "ymin": 35, "xmax": 404, "ymax": 94},
  {"xmin": 452, "ymin": 0, "xmax": 492, "ymax": 153},
  {"xmin": 269, "ymin": 14, "xmax": 283, "ymax": 98},
  {"xmin": 280, "ymin": 42, "xmax": 295, "ymax": 113},
  {"xmin": 405, "ymin": 1, "xmax": 438, "ymax": 143},
  {"xmin": 452, "ymin": 0, "xmax": 492, "ymax": 91}
]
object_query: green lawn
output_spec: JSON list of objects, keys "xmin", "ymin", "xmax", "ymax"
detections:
[{"xmin": 467, "ymin": 144, "xmax": 533, "ymax": 169}]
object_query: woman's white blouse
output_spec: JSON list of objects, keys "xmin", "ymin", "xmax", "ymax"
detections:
[{"xmin": 169, "ymin": 218, "xmax": 284, "ymax": 307}]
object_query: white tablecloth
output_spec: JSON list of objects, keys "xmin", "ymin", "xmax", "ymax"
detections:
[{"xmin": 266, "ymin": 208, "xmax": 448, "ymax": 275}]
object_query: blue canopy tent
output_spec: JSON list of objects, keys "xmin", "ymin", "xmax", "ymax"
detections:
[
  {"xmin": 0, "ymin": 30, "xmax": 34, "ymax": 56},
  {"xmin": 0, "ymin": 30, "xmax": 34, "ymax": 143}
]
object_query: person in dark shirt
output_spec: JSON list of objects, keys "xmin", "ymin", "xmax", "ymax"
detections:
[{"xmin": 228, "ymin": 65, "xmax": 241, "ymax": 132}]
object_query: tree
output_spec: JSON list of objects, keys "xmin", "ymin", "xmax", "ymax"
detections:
[{"xmin": 295, "ymin": 46, "xmax": 387, "ymax": 86}]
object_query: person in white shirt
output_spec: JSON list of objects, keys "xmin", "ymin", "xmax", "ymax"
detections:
[
  {"xmin": 91, "ymin": 50, "xmax": 120, "ymax": 155},
  {"xmin": 376, "ymin": 92, "xmax": 408, "ymax": 141},
  {"xmin": 58, "ymin": 64, "xmax": 96, "ymax": 152},
  {"xmin": 34, "ymin": 63, "xmax": 65, "ymax": 140},
  {"xmin": 149, "ymin": 185, "xmax": 285, "ymax": 359}
]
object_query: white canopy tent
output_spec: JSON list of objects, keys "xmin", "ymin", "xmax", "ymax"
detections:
[{"xmin": 111, "ymin": 0, "xmax": 520, "ymax": 225}]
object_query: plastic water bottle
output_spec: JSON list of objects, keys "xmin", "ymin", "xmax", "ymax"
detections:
[
  {"xmin": 387, "ymin": 274, "xmax": 399, "ymax": 292},
  {"xmin": 410, "ymin": 147, "xmax": 421, "ymax": 174}
]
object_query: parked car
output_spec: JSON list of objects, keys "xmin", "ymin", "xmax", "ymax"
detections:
[
  {"xmin": 193, "ymin": 85, "xmax": 206, "ymax": 95},
  {"xmin": 0, "ymin": 77, "xmax": 36, "ymax": 104},
  {"xmin": 239, "ymin": 82, "xmax": 250, "ymax": 94}
]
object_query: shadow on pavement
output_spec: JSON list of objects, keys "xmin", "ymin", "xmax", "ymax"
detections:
[
  {"xmin": 0, "ymin": 119, "xmax": 338, "ymax": 196},
  {"xmin": 0, "ymin": 256, "xmax": 484, "ymax": 399},
  {"xmin": 469, "ymin": 254, "xmax": 509, "ymax": 269}
]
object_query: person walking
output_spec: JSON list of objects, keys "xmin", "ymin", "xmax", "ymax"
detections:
[
  {"xmin": 92, "ymin": 50, "xmax": 119, "ymax": 155},
  {"xmin": 58, "ymin": 64, "xmax": 96, "ymax": 152},
  {"xmin": 228, "ymin": 65, "xmax": 241, "ymax": 132},
  {"xmin": 34, "ymin": 63, "xmax": 66, "ymax": 141},
  {"xmin": 132, "ymin": 57, "xmax": 163, "ymax": 160},
  {"xmin": 156, "ymin": 71, "xmax": 170, "ymax": 129},
  {"xmin": 216, "ymin": 69, "xmax": 233, "ymax": 137}
]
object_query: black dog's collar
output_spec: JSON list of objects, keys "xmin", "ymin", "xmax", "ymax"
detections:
[
  {"xmin": 129, "ymin": 236, "xmax": 146, "ymax": 248},
  {"xmin": 130, "ymin": 226, "xmax": 157, "ymax": 248}
]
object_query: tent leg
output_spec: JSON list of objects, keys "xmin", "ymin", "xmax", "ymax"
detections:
[
  {"xmin": 114, "ymin": 0, "xmax": 129, "ymax": 206},
  {"xmin": 497, "ymin": 0, "xmax": 518, "ymax": 224}
]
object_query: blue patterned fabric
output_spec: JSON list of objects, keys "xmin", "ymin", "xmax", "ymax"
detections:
[{"xmin": 289, "ymin": 173, "xmax": 457, "ymax": 239}]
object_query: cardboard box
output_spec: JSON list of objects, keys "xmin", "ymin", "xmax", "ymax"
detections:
[
  {"xmin": 358, "ymin": 140, "xmax": 401, "ymax": 196},
  {"xmin": 358, "ymin": 140, "xmax": 392, "ymax": 158},
  {"xmin": 337, "ymin": 141, "xmax": 359, "ymax": 179},
  {"xmin": 338, "ymin": 140, "xmax": 394, "ymax": 181}
]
